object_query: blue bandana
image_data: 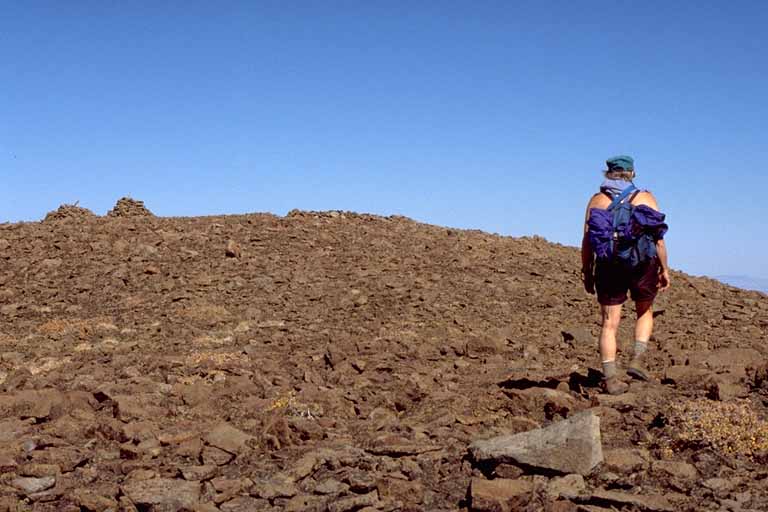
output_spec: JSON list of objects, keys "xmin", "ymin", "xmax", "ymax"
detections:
[{"xmin": 600, "ymin": 179, "xmax": 635, "ymax": 197}]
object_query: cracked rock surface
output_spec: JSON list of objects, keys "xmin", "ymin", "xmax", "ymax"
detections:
[{"xmin": 0, "ymin": 210, "xmax": 766, "ymax": 510}]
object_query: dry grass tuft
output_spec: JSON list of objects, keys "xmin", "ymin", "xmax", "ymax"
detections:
[
  {"xmin": 180, "ymin": 304, "xmax": 232, "ymax": 325},
  {"xmin": 37, "ymin": 317, "xmax": 111, "ymax": 338},
  {"xmin": 185, "ymin": 351, "xmax": 241, "ymax": 368},
  {"xmin": 667, "ymin": 399, "xmax": 768, "ymax": 461}
]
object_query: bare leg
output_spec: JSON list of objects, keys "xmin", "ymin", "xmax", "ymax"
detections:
[
  {"xmin": 599, "ymin": 304, "xmax": 628, "ymax": 394},
  {"xmin": 628, "ymin": 300, "xmax": 654, "ymax": 381},
  {"xmin": 635, "ymin": 300, "xmax": 654, "ymax": 342},
  {"xmin": 599, "ymin": 304, "xmax": 623, "ymax": 362}
]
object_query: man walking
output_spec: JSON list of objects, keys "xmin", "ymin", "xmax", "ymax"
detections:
[{"xmin": 581, "ymin": 156, "xmax": 670, "ymax": 395}]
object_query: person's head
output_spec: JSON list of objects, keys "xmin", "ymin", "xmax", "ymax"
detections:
[{"xmin": 603, "ymin": 155, "xmax": 635, "ymax": 181}]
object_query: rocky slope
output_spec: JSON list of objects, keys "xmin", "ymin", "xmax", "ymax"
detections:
[{"xmin": 0, "ymin": 206, "xmax": 766, "ymax": 511}]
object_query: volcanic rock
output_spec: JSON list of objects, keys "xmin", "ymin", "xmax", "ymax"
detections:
[
  {"xmin": 107, "ymin": 197, "xmax": 154, "ymax": 217},
  {"xmin": 579, "ymin": 488, "xmax": 674, "ymax": 512},
  {"xmin": 0, "ymin": 209, "xmax": 766, "ymax": 511},
  {"xmin": 546, "ymin": 473, "xmax": 586, "ymax": 500},
  {"xmin": 470, "ymin": 410, "xmax": 603, "ymax": 475},
  {"xmin": 12, "ymin": 476, "xmax": 56, "ymax": 494},
  {"xmin": 602, "ymin": 448, "xmax": 649, "ymax": 473},
  {"xmin": 43, "ymin": 203, "xmax": 96, "ymax": 222},
  {"xmin": 203, "ymin": 422, "xmax": 254, "ymax": 455},
  {"xmin": 469, "ymin": 477, "xmax": 534, "ymax": 512},
  {"xmin": 121, "ymin": 478, "xmax": 200, "ymax": 509}
]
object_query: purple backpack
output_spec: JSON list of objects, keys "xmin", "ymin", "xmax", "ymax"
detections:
[{"xmin": 587, "ymin": 186, "xmax": 668, "ymax": 267}]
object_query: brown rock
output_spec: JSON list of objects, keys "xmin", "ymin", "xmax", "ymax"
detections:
[
  {"xmin": 603, "ymin": 448, "xmax": 649, "ymax": 473},
  {"xmin": 201, "ymin": 446, "xmax": 234, "ymax": 466},
  {"xmin": 30, "ymin": 448, "xmax": 87, "ymax": 472},
  {"xmin": 220, "ymin": 496, "xmax": 271, "ymax": 511},
  {"xmin": 203, "ymin": 422, "xmax": 254, "ymax": 455},
  {"xmin": 470, "ymin": 477, "xmax": 534, "ymax": 512},
  {"xmin": 547, "ymin": 474, "xmax": 586, "ymax": 500},
  {"xmin": 327, "ymin": 490, "xmax": 380, "ymax": 512},
  {"xmin": 662, "ymin": 366, "xmax": 709, "ymax": 386},
  {"xmin": 180, "ymin": 465, "xmax": 217, "ymax": 481},
  {"xmin": 0, "ymin": 418, "xmax": 32, "ymax": 443},
  {"xmin": 703, "ymin": 477, "xmax": 739, "ymax": 493},
  {"xmin": 493, "ymin": 463, "xmax": 524, "ymax": 479},
  {"xmin": 0, "ymin": 453, "xmax": 18, "ymax": 472},
  {"xmin": 71, "ymin": 489, "xmax": 119, "ymax": 512},
  {"xmin": 651, "ymin": 460, "xmax": 698, "ymax": 482},
  {"xmin": 313, "ymin": 478, "xmax": 349, "ymax": 495},
  {"xmin": 18, "ymin": 463, "xmax": 60, "ymax": 477},
  {"xmin": 377, "ymin": 478, "xmax": 424, "ymax": 506},
  {"xmin": 121, "ymin": 478, "xmax": 200, "ymax": 509},
  {"xmin": 114, "ymin": 395, "xmax": 166, "ymax": 422},
  {"xmin": 250, "ymin": 473, "xmax": 298, "ymax": 500},
  {"xmin": 466, "ymin": 335, "xmax": 505, "ymax": 358},
  {"xmin": 12, "ymin": 476, "xmax": 56, "ymax": 494},
  {"xmin": 582, "ymin": 489, "xmax": 673, "ymax": 512},
  {"xmin": 283, "ymin": 494, "xmax": 323, "ymax": 512}
]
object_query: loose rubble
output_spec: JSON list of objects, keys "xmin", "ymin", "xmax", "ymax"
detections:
[{"xmin": 0, "ymin": 208, "xmax": 766, "ymax": 510}]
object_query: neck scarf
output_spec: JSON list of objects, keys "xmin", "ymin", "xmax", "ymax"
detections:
[{"xmin": 600, "ymin": 179, "xmax": 635, "ymax": 198}]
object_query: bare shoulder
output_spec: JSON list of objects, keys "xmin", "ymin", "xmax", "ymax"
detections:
[
  {"xmin": 588, "ymin": 192, "xmax": 610, "ymax": 210},
  {"xmin": 632, "ymin": 190, "xmax": 660, "ymax": 210}
]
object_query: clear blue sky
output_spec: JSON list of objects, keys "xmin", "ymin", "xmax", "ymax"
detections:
[{"xmin": 2, "ymin": 1, "xmax": 766, "ymax": 279}]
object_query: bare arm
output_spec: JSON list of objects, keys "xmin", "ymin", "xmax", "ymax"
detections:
[
  {"xmin": 645, "ymin": 192, "xmax": 671, "ymax": 290},
  {"xmin": 581, "ymin": 231, "xmax": 593, "ymax": 274},
  {"xmin": 656, "ymin": 239, "xmax": 669, "ymax": 271},
  {"xmin": 581, "ymin": 195, "xmax": 601, "ymax": 293}
]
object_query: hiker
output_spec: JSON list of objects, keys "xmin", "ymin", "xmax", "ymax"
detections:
[{"xmin": 580, "ymin": 156, "xmax": 670, "ymax": 395}]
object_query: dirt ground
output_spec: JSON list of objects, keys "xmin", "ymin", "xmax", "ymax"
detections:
[{"xmin": 0, "ymin": 206, "xmax": 766, "ymax": 511}]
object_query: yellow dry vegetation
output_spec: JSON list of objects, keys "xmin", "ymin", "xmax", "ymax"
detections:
[
  {"xmin": 179, "ymin": 304, "xmax": 232, "ymax": 325},
  {"xmin": 267, "ymin": 390, "xmax": 297, "ymax": 411},
  {"xmin": 37, "ymin": 317, "xmax": 111, "ymax": 337},
  {"xmin": 668, "ymin": 398, "xmax": 768, "ymax": 461},
  {"xmin": 185, "ymin": 351, "xmax": 241, "ymax": 367}
]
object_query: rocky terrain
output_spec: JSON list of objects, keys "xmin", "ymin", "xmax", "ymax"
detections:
[{"xmin": 0, "ymin": 203, "xmax": 766, "ymax": 511}]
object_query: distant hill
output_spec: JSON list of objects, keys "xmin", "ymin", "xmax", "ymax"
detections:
[{"xmin": 715, "ymin": 275, "xmax": 768, "ymax": 294}]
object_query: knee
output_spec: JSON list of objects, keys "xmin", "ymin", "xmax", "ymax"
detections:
[{"xmin": 602, "ymin": 313, "xmax": 621, "ymax": 331}]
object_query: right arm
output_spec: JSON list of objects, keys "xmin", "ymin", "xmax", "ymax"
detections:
[
  {"xmin": 638, "ymin": 192, "xmax": 671, "ymax": 291},
  {"xmin": 656, "ymin": 239, "xmax": 670, "ymax": 290}
]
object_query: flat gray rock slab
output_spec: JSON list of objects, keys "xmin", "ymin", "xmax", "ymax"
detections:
[{"xmin": 469, "ymin": 409, "xmax": 602, "ymax": 475}]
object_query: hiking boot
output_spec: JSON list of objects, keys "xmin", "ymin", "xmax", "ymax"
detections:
[
  {"xmin": 603, "ymin": 376, "xmax": 628, "ymax": 395},
  {"xmin": 627, "ymin": 352, "xmax": 650, "ymax": 381}
]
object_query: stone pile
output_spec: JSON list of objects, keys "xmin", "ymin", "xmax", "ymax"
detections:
[
  {"xmin": 42, "ymin": 203, "xmax": 97, "ymax": 222},
  {"xmin": 107, "ymin": 197, "xmax": 154, "ymax": 218}
]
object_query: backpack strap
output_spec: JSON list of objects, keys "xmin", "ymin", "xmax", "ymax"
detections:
[{"xmin": 608, "ymin": 185, "xmax": 637, "ymax": 211}]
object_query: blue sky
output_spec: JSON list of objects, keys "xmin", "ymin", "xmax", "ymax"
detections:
[{"xmin": 2, "ymin": 1, "xmax": 766, "ymax": 280}]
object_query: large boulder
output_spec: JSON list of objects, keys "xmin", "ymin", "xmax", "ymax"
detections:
[{"xmin": 469, "ymin": 410, "xmax": 602, "ymax": 475}]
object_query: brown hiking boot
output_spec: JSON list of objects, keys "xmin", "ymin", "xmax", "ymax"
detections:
[
  {"xmin": 627, "ymin": 352, "xmax": 650, "ymax": 381},
  {"xmin": 603, "ymin": 376, "xmax": 628, "ymax": 395}
]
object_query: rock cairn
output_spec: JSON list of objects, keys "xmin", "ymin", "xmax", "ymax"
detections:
[
  {"xmin": 43, "ymin": 203, "xmax": 97, "ymax": 222},
  {"xmin": 107, "ymin": 197, "xmax": 154, "ymax": 218}
]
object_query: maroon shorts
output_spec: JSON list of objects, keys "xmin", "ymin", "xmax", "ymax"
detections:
[{"xmin": 595, "ymin": 258, "xmax": 660, "ymax": 306}]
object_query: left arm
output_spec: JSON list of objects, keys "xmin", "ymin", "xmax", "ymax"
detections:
[{"xmin": 581, "ymin": 195, "xmax": 599, "ymax": 294}]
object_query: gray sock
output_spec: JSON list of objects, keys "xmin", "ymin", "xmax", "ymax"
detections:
[
  {"xmin": 602, "ymin": 360, "xmax": 617, "ymax": 379},
  {"xmin": 633, "ymin": 341, "xmax": 648, "ymax": 356}
]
